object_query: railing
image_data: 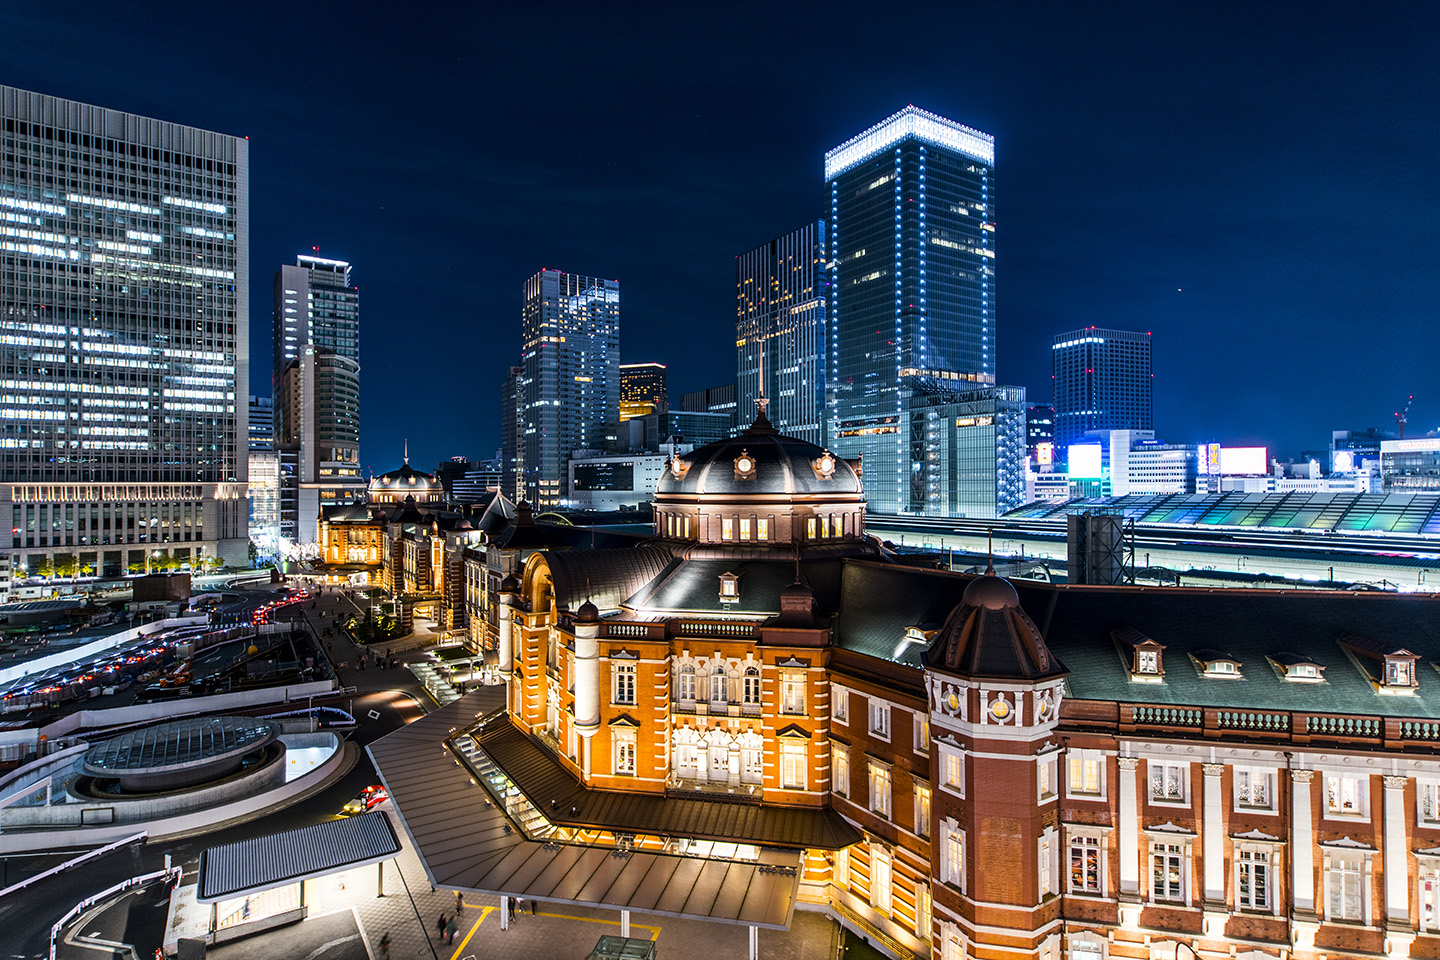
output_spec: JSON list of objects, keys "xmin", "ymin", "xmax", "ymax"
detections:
[
  {"xmin": 50, "ymin": 864, "xmax": 181, "ymax": 960},
  {"xmin": 1217, "ymin": 710, "xmax": 1290, "ymax": 733},
  {"xmin": 1306, "ymin": 714, "xmax": 1381, "ymax": 738},
  {"xmin": 1400, "ymin": 720, "xmax": 1440, "ymax": 741},
  {"xmin": 673, "ymin": 620, "xmax": 755, "ymax": 638},
  {"xmin": 1130, "ymin": 706, "xmax": 1202, "ymax": 727},
  {"xmin": 603, "ymin": 622, "xmax": 661, "ymax": 639}
]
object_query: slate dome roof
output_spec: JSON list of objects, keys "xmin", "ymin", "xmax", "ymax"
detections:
[
  {"xmin": 369, "ymin": 461, "xmax": 439, "ymax": 499},
  {"xmin": 656, "ymin": 411, "xmax": 861, "ymax": 499},
  {"xmin": 924, "ymin": 570, "xmax": 1066, "ymax": 681}
]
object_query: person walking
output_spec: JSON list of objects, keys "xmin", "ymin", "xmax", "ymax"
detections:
[
  {"xmin": 446, "ymin": 915, "xmax": 458, "ymax": 944},
  {"xmin": 437, "ymin": 912, "xmax": 447, "ymax": 939},
  {"xmin": 454, "ymin": 890, "xmax": 464, "ymax": 914},
  {"xmin": 378, "ymin": 933, "xmax": 391, "ymax": 960}
]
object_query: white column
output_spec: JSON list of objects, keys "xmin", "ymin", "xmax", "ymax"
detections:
[
  {"xmin": 1290, "ymin": 770, "xmax": 1315, "ymax": 913},
  {"xmin": 620, "ymin": 910, "xmax": 631, "ymax": 937},
  {"xmin": 1202, "ymin": 762, "xmax": 1225, "ymax": 906},
  {"xmin": 749, "ymin": 924, "xmax": 759, "ymax": 960},
  {"xmin": 1117, "ymin": 756, "xmax": 1140, "ymax": 898},
  {"xmin": 500, "ymin": 895, "xmax": 510, "ymax": 930},
  {"xmin": 1383, "ymin": 775, "xmax": 1410, "ymax": 925},
  {"xmin": 574, "ymin": 614, "xmax": 600, "ymax": 775}
]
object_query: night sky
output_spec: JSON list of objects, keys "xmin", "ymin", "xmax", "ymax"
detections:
[{"xmin": 4, "ymin": 2, "xmax": 1437, "ymax": 474}]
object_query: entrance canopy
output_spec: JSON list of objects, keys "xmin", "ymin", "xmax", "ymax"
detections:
[{"xmin": 198, "ymin": 811, "xmax": 400, "ymax": 903}]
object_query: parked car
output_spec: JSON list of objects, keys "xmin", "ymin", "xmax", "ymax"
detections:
[{"xmin": 341, "ymin": 784, "xmax": 388, "ymax": 815}]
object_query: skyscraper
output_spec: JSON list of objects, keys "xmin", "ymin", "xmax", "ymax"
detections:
[
  {"xmin": 500, "ymin": 365, "xmax": 521, "ymax": 502},
  {"xmin": 0, "ymin": 85, "xmax": 249, "ymax": 575},
  {"xmin": 1051, "ymin": 326, "xmax": 1153, "ymax": 452},
  {"xmin": 273, "ymin": 254, "xmax": 362, "ymax": 541},
  {"xmin": 826, "ymin": 106, "xmax": 997, "ymax": 514},
  {"xmin": 736, "ymin": 221, "xmax": 827, "ymax": 444},
  {"xmin": 518, "ymin": 269, "xmax": 620, "ymax": 508},
  {"xmin": 619, "ymin": 362, "xmax": 667, "ymax": 421}
]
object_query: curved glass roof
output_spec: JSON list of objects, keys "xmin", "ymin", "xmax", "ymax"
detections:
[{"xmin": 84, "ymin": 715, "xmax": 276, "ymax": 772}]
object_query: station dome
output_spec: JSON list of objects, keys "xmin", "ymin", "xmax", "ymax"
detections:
[
  {"xmin": 656, "ymin": 411, "xmax": 862, "ymax": 499},
  {"xmin": 368, "ymin": 459, "xmax": 441, "ymax": 505}
]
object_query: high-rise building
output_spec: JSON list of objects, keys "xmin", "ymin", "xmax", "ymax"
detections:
[
  {"xmin": 619, "ymin": 362, "xmax": 667, "ymax": 421},
  {"xmin": 1025, "ymin": 403, "xmax": 1054, "ymax": 461},
  {"xmin": 736, "ymin": 221, "xmax": 828, "ymax": 444},
  {"xmin": 1051, "ymin": 326, "xmax": 1153, "ymax": 452},
  {"xmin": 500, "ymin": 366, "xmax": 521, "ymax": 502},
  {"xmin": 826, "ymin": 106, "xmax": 998, "ymax": 514},
  {"xmin": 248, "ymin": 395, "xmax": 275, "ymax": 451},
  {"xmin": 0, "ymin": 85, "xmax": 249, "ymax": 576},
  {"xmin": 677, "ymin": 384, "xmax": 738, "ymax": 434},
  {"xmin": 518, "ymin": 269, "xmax": 620, "ymax": 508},
  {"xmin": 247, "ymin": 395, "xmax": 279, "ymax": 556},
  {"xmin": 273, "ymin": 254, "xmax": 362, "ymax": 541},
  {"xmin": 907, "ymin": 385, "xmax": 1028, "ymax": 517}
]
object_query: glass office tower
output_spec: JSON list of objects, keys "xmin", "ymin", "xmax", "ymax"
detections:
[
  {"xmin": 0, "ymin": 84, "xmax": 249, "ymax": 575},
  {"xmin": 518, "ymin": 269, "xmax": 620, "ymax": 508},
  {"xmin": 273, "ymin": 254, "xmax": 362, "ymax": 542},
  {"xmin": 619, "ymin": 362, "xmax": 667, "ymax": 421},
  {"xmin": 826, "ymin": 106, "xmax": 996, "ymax": 514},
  {"xmin": 736, "ymin": 220, "xmax": 827, "ymax": 444},
  {"xmin": 1051, "ymin": 327, "xmax": 1153, "ymax": 452}
]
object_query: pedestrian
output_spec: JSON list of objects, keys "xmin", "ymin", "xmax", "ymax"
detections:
[
  {"xmin": 242, "ymin": 896, "xmax": 250, "ymax": 919},
  {"xmin": 379, "ymin": 933, "xmax": 391, "ymax": 960},
  {"xmin": 530, "ymin": 899, "xmax": 536, "ymax": 916},
  {"xmin": 437, "ymin": 913, "xmax": 447, "ymax": 939},
  {"xmin": 455, "ymin": 891, "xmax": 463, "ymax": 913},
  {"xmin": 446, "ymin": 915, "xmax": 458, "ymax": 944}
]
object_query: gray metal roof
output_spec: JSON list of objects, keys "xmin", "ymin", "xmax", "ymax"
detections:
[
  {"xmin": 198, "ymin": 811, "xmax": 400, "ymax": 902},
  {"xmin": 369, "ymin": 690, "xmax": 801, "ymax": 928}
]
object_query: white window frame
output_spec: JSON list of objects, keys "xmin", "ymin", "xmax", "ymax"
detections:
[
  {"xmin": 1324, "ymin": 773, "xmax": 1369, "ymax": 820},
  {"xmin": 914, "ymin": 881, "xmax": 931, "ymax": 939},
  {"xmin": 1323, "ymin": 850, "xmax": 1369, "ymax": 923},
  {"xmin": 940, "ymin": 817, "xmax": 965, "ymax": 890},
  {"xmin": 1419, "ymin": 780, "xmax": 1440, "ymax": 827},
  {"xmin": 913, "ymin": 713, "xmax": 929, "ymax": 755},
  {"xmin": 1234, "ymin": 767, "xmax": 1276, "ymax": 813},
  {"xmin": 1038, "ymin": 753, "xmax": 1059, "ymax": 803},
  {"xmin": 1235, "ymin": 844, "xmax": 1276, "ymax": 914},
  {"xmin": 868, "ymin": 759, "xmax": 892, "ymax": 820},
  {"xmin": 938, "ymin": 742, "xmax": 965, "ymax": 797},
  {"xmin": 780, "ymin": 670, "xmax": 806, "ymax": 715},
  {"xmin": 1419, "ymin": 859, "xmax": 1440, "ymax": 933},
  {"xmin": 914, "ymin": 782, "xmax": 931, "ymax": 838},
  {"xmin": 1067, "ymin": 830, "xmax": 1105, "ymax": 895},
  {"xmin": 1148, "ymin": 839, "xmax": 1189, "ymax": 905},
  {"xmin": 834, "ymin": 846, "xmax": 850, "ymax": 889},
  {"xmin": 870, "ymin": 843, "xmax": 892, "ymax": 913},
  {"xmin": 612, "ymin": 662, "xmax": 636, "ymax": 705},
  {"xmin": 831, "ymin": 683, "xmax": 849, "ymax": 724},
  {"xmin": 742, "ymin": 666, "xmax": 761, "ymax": 706},
  {"xmin": 709, "ymin": 665, "xmax": 729, "ymax": 704},
  {"xmin": 780, "ymin": 740, "xmax": 806, "ymax": 790},
  {"xmin": 1069, "ymin": 935, "xmax": 1105, "ymax": 960},
  {"xmin": 677, "ymin": 663, "xmax": 696, "ymax": 702},
  {"xmin": 868, "ymin": 698, "xmax": 891, "ymax": 740},
  {"xmin": 832, "ymin": 743, "xmax": 850, "ymax": 798},
  {"xmin": 1067, "ymin": 750, "xmax": 1105, "ymax": 799},
  {"xmin": 1148, "ymin": 761, "xmax": 1188, "ymax": 806},
  {"xmin": 1038, "ymin": 826, "xmax": 1058, "ymax": 898},
  {"xmin": 612, "ymin": 727, "xmax": 637, "ymax": 776}
]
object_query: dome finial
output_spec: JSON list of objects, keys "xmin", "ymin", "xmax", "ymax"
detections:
[
  {"xmin": 986, "ymin": 530, "xmax": 995, "ymax": 576},
  {"xmin": 403, "ymin": 438, "xmax": 409, "ymax": 466}
]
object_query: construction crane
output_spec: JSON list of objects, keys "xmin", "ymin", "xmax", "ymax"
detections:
[{"xmin": 1395, "ymin": 395, "xmax": 1415, "ymax": 439}]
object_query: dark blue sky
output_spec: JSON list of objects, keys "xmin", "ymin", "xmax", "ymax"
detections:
[{"xmin": 5, "ymin": 2, "xmax": 1437, "ymax": 472}]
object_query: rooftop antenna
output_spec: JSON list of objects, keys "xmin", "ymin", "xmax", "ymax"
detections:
[
  {"xmin": 986, "ymin": 530, "xmax": 996, "ymax": 576},
  {"xmin": 756, "ymin": 339, "xmax": 770, "ymax": 418}
]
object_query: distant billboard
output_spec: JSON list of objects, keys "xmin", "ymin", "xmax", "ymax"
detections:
[
  {"xmin": 1219, "ymin": 446, "xmax": 1268, "ymax": 476},
  {"xmin": 1068, "ymin": 443, "xmax": 1103, "ymax": 479},
  {"xmin": 1333, "ymin": 450, "xmax": 1355, "ymax": 473},
  {"xmin": 1195, "ymin": 442, "xmax": 1222, "ymax": 475},
  {"xmin": 571, "ymin": 461, "xmax": 635, "ymax": 492},
  {"xmin": 1035, "ymin": 442, "xmax": 1054, "ymax": 466}
]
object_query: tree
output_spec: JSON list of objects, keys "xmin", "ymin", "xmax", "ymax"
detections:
[
  {"xmin": 53, "ymin": 553, "xmax": 79, "ymax": 579},
  {"xmin": 128, "ymin": 560, "xmax": 146, "ymax": 575},
  {"xmin": 35, "ymin": 558, "xmax": 55, "ymax": 581}
]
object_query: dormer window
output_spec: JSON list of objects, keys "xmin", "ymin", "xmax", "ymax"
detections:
[
  {"xmin": 1193, "ymin": 649, "xmax": 1243, "ymax": 679},
  {"xmin": 719, "ymin": 571, "xmax": 740, "ymax": 603},
  {"xmin": 1131, "ymin": 639, "xmax": 1165, "ymax": 682},
  {"xmin": 1385, "ymin": 655, "xmax": 1417, "ymax": 689},
  {"xmin": 1268, "ymin": 653, "xmax": 1326, "ymax": 683}
]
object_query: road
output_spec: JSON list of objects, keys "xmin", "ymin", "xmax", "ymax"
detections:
[{"xmin": 0, "ymin": 580, "xmax": 435, "ymax": 960}]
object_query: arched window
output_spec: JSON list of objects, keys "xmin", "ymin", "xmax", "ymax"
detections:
[
  {"xmin": 710, "ymin": 665, "xmax": 729, "ymax": 703},
  {"xmin": 677, "ymin": 662, "xmax": 696, "ymax": 702},
  {"xmin": 742, "ymin": 666, "xmax": 761, "ymax": 705}
]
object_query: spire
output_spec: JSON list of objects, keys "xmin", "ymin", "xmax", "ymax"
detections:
[
  {"xmin": 986, "ymin": 530, "xmax": 996, "ymax": 576},
  {"xmin": 403, "ymin": 438, "xmax": 409, "ymax": 466},
  {"xmin": 755, "ymin": 338, "xmax": 770, "ymax": 418}
]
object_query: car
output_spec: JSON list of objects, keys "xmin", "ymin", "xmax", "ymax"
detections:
[{"xmin": 341, "ymin": 784, "xmax": 388, "ymax": 815}]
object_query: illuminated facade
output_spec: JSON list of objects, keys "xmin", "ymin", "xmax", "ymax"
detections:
[
  {"xmin": 737, "ymin": 221, "xmax": 828, "ymax": 444},
  {"xmin": 619, "ymin": 361, "xmax": 667, "ymax": 421},
  {"xmin": 378, "ymin": 410, "xmax": 1440, "ymax": 960},
  {"xmin": 0, "ymin": 84, "xmax": 249, "ymax": 573},
  {"xmin": 518, "ymin": 269, "xmax": 620, "ymax": 508},
  {"xmin": 273, "ymin": 255, "xmax": 362, "ymax": 541},
  {"xmin": 827, "ymin": 106, "xmax": 996, "ymax": 515},
  {"xmin": 1052, "ymin": 328, "xmax": 1153, "ymax": 452}
]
